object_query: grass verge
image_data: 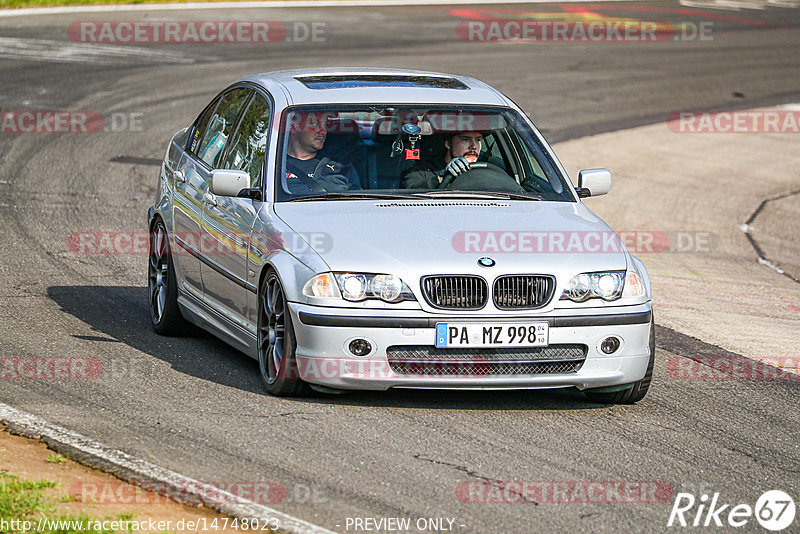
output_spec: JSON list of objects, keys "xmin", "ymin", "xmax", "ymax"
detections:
[
  {"xmin": 0, "ymin": 0, "xmax": 279, "ymax": 9},
  {"xmin": 0, "ymin": 471, "xmax": 125, "ymax": 534},
  {"xmin": 0, "ymin": 427, "xmax": 245, "ymax": 533}
]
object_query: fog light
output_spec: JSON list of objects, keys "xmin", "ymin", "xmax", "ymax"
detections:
[
  {"xmin": 349, "ymin": 339, "xmax": 372, "ymax": 357},
  {"xmin": 600, "ymin": 337, "xmax": 621, "ymax": 354}
]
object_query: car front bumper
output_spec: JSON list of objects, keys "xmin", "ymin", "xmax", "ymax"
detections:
[{"xmin": 288, "ymin": 302, "xmax": 653, "ymax": 391}]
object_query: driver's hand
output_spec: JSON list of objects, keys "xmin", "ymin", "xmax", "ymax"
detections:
[{"xmin": 444, "ymin": 157, "xmax": 471, "ymax": 177}]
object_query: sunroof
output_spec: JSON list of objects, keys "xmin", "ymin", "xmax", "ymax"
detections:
[{"xmin": 296, "ymin": 75, "xmax": 469, "ymax": 90}]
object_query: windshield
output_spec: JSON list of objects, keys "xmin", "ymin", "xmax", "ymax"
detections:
[{"xmin": 274, "ymin": 106, "xmax": 575, "ymax": 202}]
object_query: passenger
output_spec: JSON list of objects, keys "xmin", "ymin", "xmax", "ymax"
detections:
[
  {"xmin": 284, "ymin": 111, "xmax": 360, "ymax": 194},
  {"xmin": 403, "ymin": 131, "xmax": 484, "ymax": 189}
]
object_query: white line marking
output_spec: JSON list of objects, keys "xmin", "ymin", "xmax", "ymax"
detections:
[
  {"xmin": 0, "ymin": 37, "xmax": 193, "ymax": 64},
  {"xmin": 758, "ymin": 256, "xmax": 786, "ymax": 274},
  {"xmin": 0, "ymin": 401, "xmax": 336, "ymax": 534},
  {"xmin": 0, "ymin": 0, "xmax": 647, "ymax": 18}
]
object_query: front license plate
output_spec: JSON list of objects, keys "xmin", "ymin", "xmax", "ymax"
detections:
[{"xmin": 435, "ymin": 322, "xmax": 549, "ymax": 348}]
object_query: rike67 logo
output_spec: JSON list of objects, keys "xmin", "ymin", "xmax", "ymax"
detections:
[{"xmin": 668, "ymin": 490, "xmax": 795, "ymax": 531}]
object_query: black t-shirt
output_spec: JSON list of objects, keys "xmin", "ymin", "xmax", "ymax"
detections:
[
  {"xmin": 286, "ymin": 156, "xmax": 319, "ymax": 181},
  {"xmin": 284, "ymin": 155, "xmax": 360, "ymax": 194}
]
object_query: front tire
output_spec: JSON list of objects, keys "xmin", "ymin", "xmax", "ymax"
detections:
[
  {"xmin": 148, "ymin": 219, "xmax": 187, "ymax": 335},
  {"xmin": 257, "ymin": 271, "xmax": 308, "ymax": 396},
  {"xmin": 583, "ymin": 316, "xmax": 655, "ymax": 404}
]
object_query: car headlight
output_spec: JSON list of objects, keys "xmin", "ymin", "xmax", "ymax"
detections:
[
  {"xmin": 338, "ymin": 273, "xmax": 367, "ymax": 300},
  {"xmin": 560, "ymin": 271, "xmax": 625, "ymax": 302},
  {"xmin": 371, "ymin": 274, "xmax": 405, "ymax": 302},
  {"xmin": 303, "ymin": 272, "xmax": 341, "ymax": 299},
  {"xmin": 621, "ymin": 270, "xmax": 645, "ymax": 299},
  {"xmin": 303, "ymin": 272, "xmax": 415, "ymax": 303}
]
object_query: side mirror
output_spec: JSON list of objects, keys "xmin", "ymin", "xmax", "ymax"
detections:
[
  {"xmin": 577, "ymin": 168, "xmax": 611, "ymax": 198},
  {"xmin": 210, "ymin": 169, "xmax": 250, "ymax": 197}
]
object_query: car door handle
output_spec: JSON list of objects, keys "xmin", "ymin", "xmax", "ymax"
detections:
[
  {"xmin": 203, "ymin": 192, "xmax": 217, "ymax": 207},
  {"xmin": 173, "ymin": 170, "xmax": 185, "ymax": 183}
]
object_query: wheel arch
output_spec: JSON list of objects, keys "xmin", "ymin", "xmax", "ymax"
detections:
[
  {"xmin": 256, "ymin": 251, "xmax": 316, "ymax": 303},
  {"xmin": 149, "ymin": 195, "xmax": 173, "ymax": 232}
]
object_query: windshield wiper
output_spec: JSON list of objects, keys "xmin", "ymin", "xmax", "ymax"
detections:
[
  {"xmin": 411, "ymin": 190, "xmax": 542, "ymax": 201},
  {"xmin": 285, "ymin": 192, "xmax": 420, "ymax": 202}
]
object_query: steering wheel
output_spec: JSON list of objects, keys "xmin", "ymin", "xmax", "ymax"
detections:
[{"xmin": 439, "ymin": 162, "xmax": 525, "ymax": 193}]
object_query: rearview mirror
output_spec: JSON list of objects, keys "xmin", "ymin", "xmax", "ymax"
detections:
[
  {"xmin": 577, "ymin": 169, "xmax": 611, "ymax": 198},
  {"xmin": 210, "ymin": 169, "xmax": 250, "ymax": 197}
]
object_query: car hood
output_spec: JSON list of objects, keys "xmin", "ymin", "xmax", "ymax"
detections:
[{"xmin": 274, "ymin": 200, "xmax": 628, "ymax": 276}]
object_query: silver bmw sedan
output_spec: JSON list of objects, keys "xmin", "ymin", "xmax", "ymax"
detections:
[{"xmin": 148, "ymin": 68, "xmax": 654, "ymax": 403}]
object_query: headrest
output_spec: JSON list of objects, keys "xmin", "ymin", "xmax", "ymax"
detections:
[
  {"xmin": 424, "ymin": 111, "xmax": 506, "ymax": 134},
  {"xmin": 324, "ymin": 118, "xmax": 360, "ymax": 135}
]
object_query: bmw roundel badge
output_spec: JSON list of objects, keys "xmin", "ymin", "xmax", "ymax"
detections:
[
  {"xmin": 402, "ymin": 123, "xmax": 422, "ymax": 135},
  {"xmin": 478, "ymin": 257, "xmax": 496, "ymax": 267}
]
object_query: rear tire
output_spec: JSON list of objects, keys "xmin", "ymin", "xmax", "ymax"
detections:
[
  {"xmin": 148, "ymin": 219, "xmax": 187, "ymax": 335},
  {"xmin": 584, "ymin": 315, "xmax": 655, "ymax": 404},
  {"xmin": 257, "ymin": 271, "xmax": 308, "ymax": 397}
]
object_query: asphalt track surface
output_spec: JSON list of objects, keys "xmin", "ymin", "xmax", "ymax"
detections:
[{"xmin": 1, "ymin": 2, "xmax": 799, "ymax": 532}]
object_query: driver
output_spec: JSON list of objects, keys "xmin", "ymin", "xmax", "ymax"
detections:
[
  {"xmin": 403, "ymin": 131, "xmax": 484, "ymax": 189},
  {"xmin": 284, "ymin": 111, "xmax": 360, "ymax": 194}
]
